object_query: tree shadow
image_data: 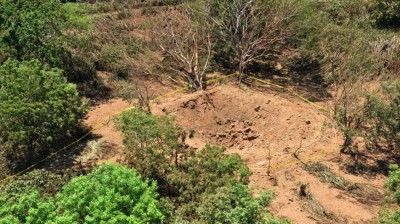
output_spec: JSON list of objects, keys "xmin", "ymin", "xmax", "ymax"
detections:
[
  {"xmin": 339, "ymin": 149, "xmax": 400, "ymax": 177},
  {"xmin": 37, "ymin": 132, "xmax": 104, "ymax": 176},
  {"xmin": 244, "ymin": 61, "xmax": 332, "ymax": 102}
]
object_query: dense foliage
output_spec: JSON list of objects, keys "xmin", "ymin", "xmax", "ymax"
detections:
[
  {"xmin": 0, "ymin": 0, "xmax": 94, "ymax": 83},
  {"xmin": 1, "ymin": 0, "xmax": 399, "ymax": 223},
  {"xmin": 0, "ymin": 59, "xmax": 87, "ymax": 174},
  {"xmin": 371, "ymin": 0, "xmax": 400, "ymax": 29},
  {"xmin": 365, "ymin": 79, "xmax": 400, "ymax": 150},
  {"xmin": 0, "ymin": 0, "xmax": 88, "ymax": 66},
  {"xmin": 0, "ymin": 164, "xmax": 163, "ymax": 223},
  {"xmin": 380, "ymin": 164, "xmax": 400, "ymax": 223}
]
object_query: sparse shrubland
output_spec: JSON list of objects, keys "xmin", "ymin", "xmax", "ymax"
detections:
[{"xmin": 1, "ymin": 0, "xmax": 400, "ymax": 223}]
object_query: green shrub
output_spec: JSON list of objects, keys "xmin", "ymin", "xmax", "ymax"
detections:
[
  {"xmin": 371, "ymin": 0, "xmax": 400, "ymax": 29},
  {"xmin": 0, "ymin": 59, "xmax": 87, "ymax": 174},
  {"xmin": 385, "ymin": 164, "xmax": 400, "ymax": 203},
  {"xmin": 0, "ymin": 170, "xmax": 71, "ymax": 201},
  {"xmin": 0, "ymin": 164, "xmax": 164, "ymax": 223},
  {"xmin": 115, "ymin": 108, "xmax": 180, "ymax": 183},
  {"xmin": 55, "ymin": 164, "xmax": 163, "ymax": 223},
  {"xmin": 365, "ymin": 79, "xmax": 400, "ymax": 150},
  {"xmin": 196, "ymin": 183, "xmax": 275, "ymax": 224},
  {"xmin": 379, "ymin": 164, "xmax": 400, "ymax": 223},
  {"xmin": 0, "ymin": 0, "xmax": 93, "ymax": 82},
  {"xmin": 0, "ymin": 0, "xmax": 89, "ymax": 65}
]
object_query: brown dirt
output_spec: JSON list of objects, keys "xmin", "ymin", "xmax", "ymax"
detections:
[{"xmin": 84, "ymin": 80, "xmax": 386, "ymax": 224}]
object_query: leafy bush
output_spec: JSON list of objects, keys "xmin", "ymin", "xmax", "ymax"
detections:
[
  {"xmin": 365, "ymin": 79, "xmax": 400, "ymax": 150},
  {"xmin": 0, "ymin": 59, "xmax": 87, "ymax": 174},
  {"xmin": 380, "ymin": 164, "xmax": 400, "ymax": 223},
  {"xmin": 55, "ymin": 164, "xmax": 163, "ymax": 223},
  {"xmin": 115, "ymin": 109, "xmax": 180, "ymax": 184},
  {"xmin": 0, "ymin": 0, "xmax": 94, "ymax": 82},
  {"xmin": 196, "ymin": 183, "xmax": 275, "ymax": 224},
  {"xmin": 385, "ymin": 164, "xmax": 400, "ymax": 203},
  {"xmin": 0, "ymin": 0, "xmax": 89, "ymax": 65},
  {"xmin": 0, "ymin": 164, "xmax": 164, "ymax": 223},
  {"xmin": 371, "ymin": 0, "xmax": 400, "ymax": 29},
  {"xmin": 0, "ymin": 169, "xmax": 71, "ymax": 200}
]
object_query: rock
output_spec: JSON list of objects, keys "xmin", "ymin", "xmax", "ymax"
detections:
[
  {"xmin": 257, "ymin": 161, "xmax": 266, "ymax": 166},
  {"xmin": 305, "ymin": 120, "xmax": 311, "ymax": 125},
  {"xmin": 243, "ymin": 134, "xmax": 259, "ymax": 141},
  {"xmin": 275, "ymin": 62, "xmax": 283, "ymax": 70},
  {"xmin": 244, "ymin": 127, "xmax": 252, "ymax": 133},
  {"xmin": 217, "ymin": 133, "xmax": 226, "ymax": 138},
  {"xmin": 255, "ymin": 106, "xmax": 261, "ymax": 112}
]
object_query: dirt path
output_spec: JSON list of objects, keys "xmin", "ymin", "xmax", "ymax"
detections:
[{"xmin": 84, "ymin": 82, "xmax": 385, "ymax": 223}]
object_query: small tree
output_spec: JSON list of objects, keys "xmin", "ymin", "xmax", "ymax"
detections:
[
  {"xmin": 155, "ymin": 5, "xmax": 212, "ymax": 90},
  {"xmin": 115, "ymin": 108, "xmax": 181, "ymax": 185},
  {"xmin": 208, "ymin": 0, "xmax": 297, "ymax": 80},
  {"xmin": 364, "ymin": 79, "xmax": 400, "ymax": 151},
  {"xmin": 0, "ymin": 0, "xmax": 92, "ymax": 81},
  {"xmin": 0, "ymin": 59, "xmax": 87, "ymax": 173}
]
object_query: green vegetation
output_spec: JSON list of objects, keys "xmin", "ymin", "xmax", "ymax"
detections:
[
  {"xmin": 371, "ymin": 0, "xmax": 400, "ymax": 29},
  {"xmin": 0, "ymin": 164, "xmax": 163, "ymax": 223},
  {"xmin": 0, "ymin": 0, "xmax": 91, "ymax": 76},
  {"xmin": 365, "ymin": 79, "xmax": 400, "ymax": 150},
  {"xmin": 1, "ymin": 0, "xmax": 400, "ymax": 223},
  {"xmin": 0, "ymin": 59, "xmax": 87, "ymax": 175},
  {"xmin": 115, "ymin": 109, "xmax": 286, "ymax": 223},
  {"xmin": 380, "ymin": 164, "xmax": 400, "ymax": 223}
]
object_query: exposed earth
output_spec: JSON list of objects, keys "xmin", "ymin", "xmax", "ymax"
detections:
[{"xmin": 84, "ymin": 78, "xmax": 386, "ymax": 224}]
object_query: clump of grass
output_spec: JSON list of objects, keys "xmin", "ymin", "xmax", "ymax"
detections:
[{"xmin": 305, "ymin": 162, "xmax": 382, "ymax": 205}]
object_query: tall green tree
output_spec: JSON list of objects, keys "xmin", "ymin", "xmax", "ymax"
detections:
[
  {"xmin": 0, "ymin": 0, "xmax": 92, "ymax": 80},
  {"xmin": 0, "ymin": 59, "xmax": 87, "ymax": 174}
]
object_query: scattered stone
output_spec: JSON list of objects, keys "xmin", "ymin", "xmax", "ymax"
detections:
[
  {"xmin": 217, "ymin": 133, "xmax": 226, "ymax": 138},
  {"xmin": 244, "ymin": 127, "xmax": 252, "ymax": 133},
  {"xmin": 306, "ymin": 120, "xmax": 311, "ymax": 125},
  {"xmin": 243, "ymin": 134, "xmax": 259, "ymax": 141},
  {"xmin": 255, "ymin": 106, "xmax": 261, "ymax": 112}
]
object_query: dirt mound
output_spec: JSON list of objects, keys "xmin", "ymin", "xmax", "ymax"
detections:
[{"xmin": 85, "ymin": 82, "xmax": 385, "ymax": 223}]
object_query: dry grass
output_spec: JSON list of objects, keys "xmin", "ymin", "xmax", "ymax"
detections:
[
  {"xmin": 305, "ymin": 162, "xmax": 382, "ymax": 205},
  {"xmin": 298, "ymin": 183, "xmax": 340, "ymax": 223}
]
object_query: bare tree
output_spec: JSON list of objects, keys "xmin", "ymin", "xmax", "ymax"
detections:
[
  {"xmin": 155, "ymin": 7, "xmax": 212, "ymax": 90},
  {"xmin": 209, "ymin": 0, "xmax": 297, "ymax": 81},
  {"xmin": 320, "ymin": 37, "xmax": 371, "ymax": 153}
]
